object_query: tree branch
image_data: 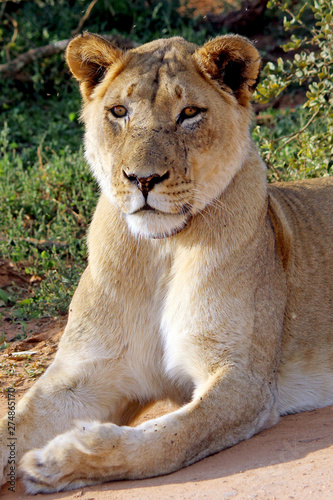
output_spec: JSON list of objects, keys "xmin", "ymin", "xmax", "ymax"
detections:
[
  {"xmin": 4, "ymin": 14, "xmax": 18, "ymax": 61},
  {"xmin": 0, "ymin": 35, "xmax": 137, "ymax": 79},
  {"xmin": 0, "ymin": 40, "xmax": 68, "ymax": 78},
  {"xmin": 274, "ymin": 108, "xmax": 321, "ymax": 153}
]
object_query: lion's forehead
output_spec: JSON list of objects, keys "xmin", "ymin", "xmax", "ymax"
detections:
[
  {"xmin": 105, "ymin": 52, "xmax": 204, "ymax": 107},
  {"xmin": 130, "ymin": 36, "xmax": 197, "ymax": 62}
]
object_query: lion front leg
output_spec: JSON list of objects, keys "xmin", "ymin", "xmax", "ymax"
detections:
[
  {"xmin": 0, "ymin": 355, "xmax": 148, "ymax": 489},
  {"xmin": 19, "ymin": 366, "xmax": 279, "ymax": 494},
  {"xmin": 0, "ymin": 261, "xmax": 167, "ymax": 490}
]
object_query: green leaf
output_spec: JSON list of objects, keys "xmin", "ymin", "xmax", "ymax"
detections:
[
  {"xmin": 0, "ymin": 289, "xmax": 10, "ymax": 303},
  {"xmin": 18, "ymin": 298, "xmax": 33, "ymax": 306}
]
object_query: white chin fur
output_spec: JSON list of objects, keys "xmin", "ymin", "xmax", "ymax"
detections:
[{"xmin": 125, "ymin": 212, "xmax": 189, "ymax": 239}]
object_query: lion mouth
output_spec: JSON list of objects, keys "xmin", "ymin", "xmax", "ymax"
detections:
[
  {"xmin": 138, "ymin": 203, "xmax": 156, "ymax": 212},
  {"xmin": 133, "ymin": 203, "xmax": 191, "ymax": 216},
  {"xmin": 132, "ymin": 204, "xmax": 158, "ymax": 215},
  {"xmin": 125, "ymin": 204, "xmax": 192, "ymax": 239},
  {"xmin": 125, "ymin": 202, "xmax": 193, "ymax": 239}
]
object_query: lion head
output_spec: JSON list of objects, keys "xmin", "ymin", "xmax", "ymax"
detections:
[{"xmin": 66, "ymin": 33, "xmax": 260, "ymax": 238}]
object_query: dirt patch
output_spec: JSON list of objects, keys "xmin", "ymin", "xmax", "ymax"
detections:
[
  {"xmin": 0, "ymin": 257, "xmax": 65, "ymax": 402},
  {"xmin": 186, "ymin": 0, "xmax": 240, "ymax": 15},
  {"xmin": 0, "ymin": 316, "xmax": 66, "ymax": 407},
  {"xmin": 0, "ymin": 261, "xmax": 29, "ymax": 290}
]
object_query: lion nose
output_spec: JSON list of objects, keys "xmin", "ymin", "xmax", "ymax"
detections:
[{"xmin": 123, "ymin": 171, "xmax": 169, "ymax": 198}]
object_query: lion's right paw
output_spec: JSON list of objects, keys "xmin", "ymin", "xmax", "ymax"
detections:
[
  {"xmin": 20, "ymin": 422, "xmax": 125, "ymax": 493},
  {"xmin": 20, "ymin": 434, "xmax": 84, "ymax": 494},
  {"xmin": 20, "ymin": 448, "xmax": 72, "ymax": 494}
]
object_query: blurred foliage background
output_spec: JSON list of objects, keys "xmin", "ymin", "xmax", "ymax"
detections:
[{"xmin": 0, "ymin": 0, "xmax": 332, "ymax": 330}]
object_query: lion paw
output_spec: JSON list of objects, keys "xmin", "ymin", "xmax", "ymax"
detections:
[
  {"xmin": 20, "ymin": 422, "xmax": 125, "ymax": 493},
  {"xmin": 20, "ymin": 430, "xmax": 88, "ymax": 494},
  {"xmin": 20, "ymin": 446, "xmax": 75, "ymax": 494}
]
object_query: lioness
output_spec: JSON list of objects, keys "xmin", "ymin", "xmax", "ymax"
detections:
[{"xmin": 1, "ymin": 33, "xmax": 332, "ymax": 494}]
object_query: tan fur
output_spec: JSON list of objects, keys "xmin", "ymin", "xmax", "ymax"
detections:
[{"xmin": 0, "ymin": 33, "xmax": 332, "ymax": 494}]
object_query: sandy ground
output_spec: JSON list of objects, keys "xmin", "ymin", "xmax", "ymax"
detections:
[{"xmin": 0, "ymin": 314, "xmax": 332, "ymax": 500}]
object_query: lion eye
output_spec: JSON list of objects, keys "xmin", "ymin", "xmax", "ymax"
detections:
[
  {"xmin": 177, "ymin": 106, "xmax": 202, "ymax": 124},
  {"xmin": 111, "ymin": 105, "xmax": 127, "ymax": 118},
  {"xmin": 183, "ymin": 107, "xmax": 199, "ymax": 118}
]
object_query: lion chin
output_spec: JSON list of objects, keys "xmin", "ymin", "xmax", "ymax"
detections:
[{"xmin": 125, "ymin": 211, "xmax": 190, "ymax": 239}]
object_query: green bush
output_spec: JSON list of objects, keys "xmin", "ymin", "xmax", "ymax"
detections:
[
  {"xmin": 254, "ymin": 0, "xmax": 333, "ymax": 181},
  {"xmin": 0, "ymin": 123, "xmax": 96, "ymax": 319}
]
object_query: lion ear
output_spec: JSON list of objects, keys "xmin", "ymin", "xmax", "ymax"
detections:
[
  {"xmin": 193, "ymin": 35, "xmax": 261, "ymax": 106},
  {"xmin": 66, "ymin": 32, "xmax": 124, "ymax": 101}
]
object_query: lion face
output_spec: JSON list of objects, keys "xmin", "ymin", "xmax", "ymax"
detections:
[{"xmin": 66, "ymin": 34, "xmax": 260, "ymax": 238}]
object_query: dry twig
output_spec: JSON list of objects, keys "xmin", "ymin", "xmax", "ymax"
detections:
[
  {"xmin": 4, "ymin": 14, "xmax": 18, "ymax": 61},
  {"xmin": 71, "ymin": 0, "xmax": 100, "ymax": 37},
  {"xmin": 274, "ymin": 108, "xmax": 321, "ymax": 153}
]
